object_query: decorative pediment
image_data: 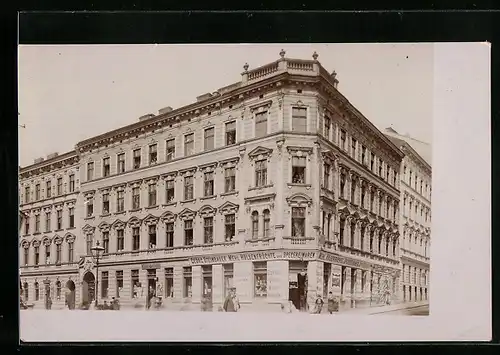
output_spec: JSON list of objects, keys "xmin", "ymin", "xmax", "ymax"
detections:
[
  {"xmin": 55, "ymin": 203, "xmax": 64, "ymax": 211},
  {"xmin": 112, "ymin": 219, "xmax": 126, "ymax": 230},
  {"xmin": 199, "ymin": 162, "xmax": 218, "ymax": 173},
  {"xmin": 179, "ymin": 167, "xmax": 197, "ymax": 177},
  {"xmin": 112, "ymin": 183, "xmax": 127, "ymax": 191},
  {"xmin": 145, "ymin": 175, "xmax": 159, "ymax": 185},
  {"xmin": 178, "ymin": 207, "xmax": 196, "ymax": 220},
  {"xmin": 42, "ymin": 237, "xmax": 52, "ymax": 246},
  {"xmin": 199, "ymin": 205, "xmax": 217, "ymax": 218},
  {"xmin": 160, "ymin": 211, "xmax": 176, "ymax": 223},
  {"xmin": 127, "ymin": 216, "xmax": 142, "ymax": 228},
  {"xmin": 249, "ymin": 99, "xmax": 273, "ymax": 112},
  {"xmin": 21, "ymin": 240, "xmax": 30, "ymax": 249},
  {"xmin": 219, "ymin": 157, "xmax": 240, "ymax": 168},
  {"xmin": 82, "ymin": 224, "xmax": 96, "ymax": 235},
  {"xmin": 286, "ymin": 192, "xmax": 313, "ymax": 207},
  {"xmin": 161, "ymin": 172, "xmax": 177, "ymax": 181},
  {"xmin": 31, "ymin": 239, "xmax": 40, "ymax": 247},
  {"xmin": 128, "ymin": 179, "xmax": 143, "ymax": 188},
  {"xmin": 98, "ymin": 221, "xmax": 111, "ymax": 232},
  {"xmin": 143, "ymin": 214, "xmax": 159, "ymax": 226},
  {"xmin": 53, "ymin": 235, "xmax": 63, "ymax": 245},
  {"xmin": 248, "ymin": 146, "xmax": 273, "ymax": 161},
  {"xmin": 83, "ymin": 190, "xmax": 96, "ymax": 198},
  {"xmin": 218, "ymin": 201, "xmax": 239, "ymax": 215},
  {"xmin": 286, "ymin": 146, "xmax": 314, "ymax": 156},
  {"xmin": 64, "ymin": 233, "xmax": 76, "ymax": 243}
]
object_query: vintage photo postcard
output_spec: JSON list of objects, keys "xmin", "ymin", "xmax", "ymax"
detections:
[{"xmin": 18, "ymin": 43, "xmax": 490, "ymax": 342}]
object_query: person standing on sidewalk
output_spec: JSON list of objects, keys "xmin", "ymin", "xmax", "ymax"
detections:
[
  {"xmin": 314, "ymin": 294, "xmax": 324, "ymax": 314},
  {"xmin": 327, "ymin": 292, "xmax": 339, "ymax": 314}
]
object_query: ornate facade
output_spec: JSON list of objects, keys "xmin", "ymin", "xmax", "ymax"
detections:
[{"xmin": 19, "ymin": 50, "xmax": 406, "ymax": 311}]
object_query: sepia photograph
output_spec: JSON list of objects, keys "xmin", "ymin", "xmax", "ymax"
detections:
[{"xmin": 17, "ymin": 43, "xmax": 489, "ymax": 342}]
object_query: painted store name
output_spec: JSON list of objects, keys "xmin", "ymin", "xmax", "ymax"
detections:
[{"xmin": 189, "ymin": 251, "xmax": 317, "ymax": 265}]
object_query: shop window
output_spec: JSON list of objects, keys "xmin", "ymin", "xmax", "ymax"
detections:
[
  {"xmin": 292, "ymin": 156, "xmax": 306, "ymax": 184},
  {"xmin": 116, "ymin": 271, "xmax": 123, "ymax": 298},
  {"xmin": 223, "ymin": 264, "xmax": 234, "ymax": 298},
  {"xmin": 101, "ymin": 271, "xmax": 109, "ymax": 298},
  {"xmin": 253, "ymin": 262, "xmax": 267, "ymax": 298},
  {"xmin": 131, "ymin": 270, "xmax": 140, "ymax": 298},
  {"xmin": 183, "ymin": 267, "xmax": 192, "ymax": 298}
]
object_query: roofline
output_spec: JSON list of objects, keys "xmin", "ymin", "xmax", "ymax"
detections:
[
  {"xmin": 19, "ymin": 150, "xmax": 78, "ymax": 173},
  {"xmin": 385, "ymin": 135, "xmax": 432, "ymax": 173}
]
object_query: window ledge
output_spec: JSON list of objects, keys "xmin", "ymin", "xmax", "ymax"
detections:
[
  {"xmin": 245, "ymin": 237, "xmax": 275, "ymax": 243},
  {"xmin": 200, "ymin": 195, "xmax": 217, "ymax": 201},
  {"xmin": 129, "ymin": 208, "xmax": 142, "ymax": 213},
  {"xmin": 54, "ymin": 229, "xmax": 64, "ymax": 232},
  {"xmin": 33, "ymin": 232, "xmax": 41, "ymax": 236},
  {"xmin": 100, "ymin": 213, "xmax": 111, "ymax": 218},
  {"xmin": 181, "ymin": 199, "xmax": 196, "ymax": 204},
  {"xmin": 287, "ymin": 183, "xmax": 311, "ymax": 189},
  {"xmin": 162, "ymin": 201, "xmax": 177, "ymax": 207},
  {"xmin": 66, "ymin": 227, "xmax": 76, "ymax": 231},
  {"xmin": 146, "ymin": 205, "xmax": 159, "ymax": 210},
  {"xmin": 221, "ymin": 191, "xmax": 238, "ymax": 197},
  {"xmin": 84, "ymin": 216, "xmax": 95, "ymax": 221},
  {"xmin": 248, "ymin": 184, "xmax": 274, "ymax": 191}
]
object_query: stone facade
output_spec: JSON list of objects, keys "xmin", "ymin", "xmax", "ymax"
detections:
[{"xmin": 19, "ymin": 51, "xmax": 408, "ymax": 311}]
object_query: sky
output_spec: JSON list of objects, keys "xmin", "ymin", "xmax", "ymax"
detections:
[{"xmin": 18, "ymin": 43, "xmax": 433, "ymax": 168}]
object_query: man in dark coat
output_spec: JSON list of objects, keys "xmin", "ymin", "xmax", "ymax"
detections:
[{"xmin": 223, "ymin": 288, "xmax": 238, "ymax": 312}]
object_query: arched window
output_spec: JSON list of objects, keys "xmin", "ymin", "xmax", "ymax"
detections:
[
  {"xmin": 369, "ymin": 229, "xmax": 374, "ymax": 253},
  {"xmin": 340, "ymin": 173, "xmax": 346, "ymax": 199},
  {"xmin": 339, "ymin": 216, "xmax": 346, "ymax": 245},
  {"xmin": 392, "ymin": 239, "xmax": 397, "ymax": 256},
  {"xmin": 263, "ymin": 209, "xmax": 271, "ymax": 238},
  {"xmin": 350, "ymin": 220, "xmax": 356, "ymax": 247},
  {"xmin": 251, "ymin": 211, "xmax": 259, "ymax": 239},
  {"xmin": 386, "ymin": 238, "xmax": 390, "ymax": 257},
  {"xmin": 350, "ymin": 179, "xmax": 356, "ymax": 205},
  {"xmin": 23, "ymin": 282, "xmax": 29, "ymax": 301},
  {"xmin": 378, "ymin": 234, "xmax": 383, "ymax": 254},
  {"xmin": 56, "ymin": 281, "xmax": 61, "ymax": 300},
  {"xmin": 34, "ymin": 282, "xmax": 40, "ymax": 301}
]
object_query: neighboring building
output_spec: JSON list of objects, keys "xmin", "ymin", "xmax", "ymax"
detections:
[
  {"xmin": 19, "ymin": 151, "xmax": 81, "ymax": 309},
  {"xmin": 19, "ymin": 50, "xmax": 406, "ymax": 311},
  {"xmin": 385, "ymin": 131, "xmax": 432, "ymax": 303}
]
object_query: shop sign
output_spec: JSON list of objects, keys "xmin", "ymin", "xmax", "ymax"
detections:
[
  {"xmin": 142, "ymin": 263, "xmax": 161, "ymax": 270},
  {"xmin": 318, "ymin": 251, "xmax": 371, "ymax": 270},
  {"xmin": 189, "ymin": 251, "xmax": 318, "ymax": 265}
]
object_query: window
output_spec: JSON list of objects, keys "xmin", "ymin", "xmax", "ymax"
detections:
[
  {"xmin": 291, "ymin": 207, "xmax": 306, "ymax": 237},
  {"xmin": 386, "ymin": 239, "xmax": 390, "ymax": 257},
  {"xmin": 132, "ymin": 187, "xmax": 140, "ymax": 209},
  {"xmin": 34, "ymin": 246, "xmax": 39, "ymax": 265},
  {"xmin": 45, "ymin": 244, "xmax": 51, "ymax": 264},
  {"xmin": 56, "ymin": 243, "xmax": 62, "ymax": 264},
  {"xmin": 103, "ymin": 231, "xmax": 109, "ymax": 253},
  {"xmin": 184, "ymin": 133, "xmax": 194, "ymax": 156},
  {"xmin": 35, "ymin": 282, "xmax": 39, "ymax": 301},
  {"xmin": 379, "ymin": 196, "xmax": 383, "ymax": 216},
  {"xmin": 340, "ymin": 172, "xmax": 346, "ymax": 199},
  {"xmin": 165, "ymin": 223, "xmax": 174, "ymax": 247},
  {"xmin": 255, "ymin": 111, "xmax": 268, "ymax": 137},
  {"xmin": 361, "ymin": 146, "xmax": 367, "ymax": 165},
  {"xmin": 68, "ymin": 241, "xmax": 74, "ymax": 262},
  {"xmin": 102, "ymin": 271, "xmax": 109, "ymax": 298},
  {"xmin": 166, "ymin": 139, "xmax": 175, "ymax": 161},
  {"xmin": 224, "ymin": 264, "xmax": 234, "ymax": 297},
  {"xmin": 350, "ymin": 220, "xmax": 356, "ymax": 247},
  {"xmin": 25, "ymin": 186, "xmax": 30, "ymax": 203},
  {"xmin": 224, "ymin": 167, "xmax": 236, "ymax": 192},
  {"xmin": 291, "ymin": 107, "xmax": 307, "ymax": 132},
  {"xmin": 56, "ymin": 210, "xmax": 62, "ymax": 230},
  {"xmin": 369, "ymin": 230, "xmax": 374, "ymax": 253},
  {"xmin": 87, "ymin": 162, "xmax": 94, "ymax": 181},
  {"xmin": 225, "ymin": 121, "xmax": 236, "ymax": 145},
  {"xmin": 255, "ymin": 160, "xmax": 267, "ymax": 187},
  {"xmin": 386, "ymin": 199, "xmax": 390, "ymax": 218},
  {"xmin": 116, "ymin": 271, "xmax": 123, "ymax": 298},
  {"xmin": 378, "ymin": 159, "xmax": 383, "ymax": 176},
  {"xmin": 253, "ymin": 262, "xmax": 267, "ymax": 297},
  {"xmin": 184, "ymin": 220, "xmax": 194, "ymax": 245},
  {"xmin": 393, "ymin": 173, "xmax": 397, "ymax": 186},
  {"xmin": 204, "ymin": 172, "xmax": 214, "ymax": 196},
  {"xmin": 204, "ymin": 217, "xmax": 214, "ymax": 244},
  {"xmin": 149, "ymin": 144, "xmax": 158, "ymax": 165},
  {"xmin": 263, "ymin": 209, "xmax": 271, "ymax": 238},
  {"xmin": 292, "ymin": 156, "xmax": 306, "ymax": 184},
  {"xmin": 46, "ymin": 181, "xmax": 52, "ymax": 198},
  {"xmin": 69, "ymin": 175, "xmax": 75, "ymax": 192},
  {"xmin": 184, "ymin": 176, "xmax": 194, "ymax": 200},
  {"xmin": 183, "ymin": 267, "xmax": 192, "ymax": 298},
  {"xmin": 23, "ymin": 247, "xmax": 29, "ymax": 265},
  {"xmin": 371, "ymin": 154, "xmax": 375, "ymax": 171},
  {"xmin": 86, "ymin": 235, "xmax": 93, "ymax": 255},
  {"xmin": 165, "ymin": 268, "xmax": 174, "ymax": 298},
  {"xmin": 370, "ymin": 192, "xmax": 375, "ymax": 212},
  {"xmin": 165, "ymin": 180, "xmax": 175, "ymax": 203},
  {"xmin": 420, "ymin": 181, "xmax": 423, "ymax": 194},
  {"xmin": 23, "ymin": 282, "xmax": 29, "ymax": 301},
  {"xmin": 45, "ymin": 212, "xmax": 51, "ymax": 232},
  {"xmin": 409, "ymin": 171, "xmax": 413, "ymax": 186},
  {"xmin": 103, "ymin": 157, "xmax": 110, "ymax": 177},
  {"xmin": 116, "ymin": 190, "xmax": 124, "ymax": 212},
  {"xmin": 86, "ymin": 197, "xmax": 94, "ymax": 217},
  {"xmin": 35, "ymin": 184, "xmax": 40, "ymax": 200},
  {"xmin": 117, "ymin": 153, "xmax": 125, "ymax": 173},
  {"xmin": 351, "ymin": 138, "xmax": 357, "ymax": 159},
  {"xmin": 133, "ymin": 149, "xmax": 141, "ymax": 169},
  {"xmin": 117, "ymin": 229, "xmax": 124, "ymax": 251},
  {"xmin": 340, "ymin": 130, "xmax": 346, "ymax": 150},
  {"xmin": 324, "ymin": 116, "xmax": 331, "ymax": 138},
  {"xmin": 386, "ymin": 167, "xmax": 390, "ymax": 182},
  {"xmin": 24, "ymin": 215, "xmax": 30, "ymax": 235},
  {"xmin": 378, "ymin": 235, "xmax": 382, "ymax": 254},
  {"xmin": 132, "ymin": 227, "xmax": 140, "ymax": 251},
  {"xmin": 204, "ymin": 127, "xmax": 215, "ymax": 150},
  {"xmin": 148, "ymin": 183, "xmax": 157, "ymax": 207},
  {"xmin": 225, "ymin": 214, "xmax": 235, "ymax": 242},
  {"xmin": 251, "ymin": 211, "xmax": 259, "ymax": 239},
  {"xmin": 131, "ymin": 270, "xmax": 140, "ymax": 298},
  {"xmin": 323, "ymin": 163, "xmax": 330, "ymax": 189},
  {"xmin": 69, "ymin": 208, "xmax": 74, "ymax": 228},
  {"xmin": 148, "ymin": 225, "xmax": 157, "ymax": 248},
  {"xmin": 102, "ymin": 193, "xmax": 110, "ymax": 214},
  {"xmin": 350, "ymin": 179, "xmax": 356, "ymax": 205},
  {"xmin": 361, "ymin": 185, "xmax": 366, "ymax": 208},
  {"xmin": 414, "ymin": 176, "xmax": 418, "ymax": 190}
]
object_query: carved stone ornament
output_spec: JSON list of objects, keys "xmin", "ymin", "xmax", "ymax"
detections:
[
  {"xmin": 160, "ymin": 211, "xmax": 176, "ymax": 224},
  {"xmin": 83, "ymin": 258, "xmax": 95, "ymax": 273},
  {"xmin": 143, "ymin": 214, "xmax": 159, "ymax": 226},
  {"xmin": 112, "ymin": 219, "xmax": 126, "ymax": 230},
  {"xmin": 199, "ymin": 205, "xmax": 217, "ymax": 218},
  {"xmin": 218, "ymin": 201, "xmax": 239, "ymax": 215},
  {"xmin": 248, "ymin": 146, "xmax": 273, "ymax": 161},
  {"xmin": 127, "ymin": 217, "xmax": 142, "ymax": 228},
  {"xmin": 178, "ymin": 208, "xmax": 197, "ymax": 221},
  {"xmin": 98, "ymin": 221, "xmax": 111, "ymax": 232},
  {"xmin": 286, "ymin": 192, "xmax": 313, "ymax": 208},
  {"xmin": 82, "ymin": 224, "xmax": 96, "ymax": 235},
  {"xmin": 65, "ymin": 233, "xmax": 76, "ymax": 243}
]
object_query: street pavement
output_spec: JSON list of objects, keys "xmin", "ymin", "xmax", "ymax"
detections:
[{"xmin": 373, "ymin": 304, "xmax": 429, "ymax": 316}]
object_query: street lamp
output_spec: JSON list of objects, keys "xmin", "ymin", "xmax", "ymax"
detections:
[{"xmin": 91, "ymin": 240, "xmax": 105, "ymax": 308}]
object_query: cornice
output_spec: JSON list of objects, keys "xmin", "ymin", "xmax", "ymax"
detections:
[{"xmin": 19, "ymin": 152, "xmax": 79, "ymax": 180}]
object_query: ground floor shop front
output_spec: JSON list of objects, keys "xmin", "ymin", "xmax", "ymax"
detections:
[{"xmin": 77, "ymin": 249, "xmax": 401, "ymax": 312}]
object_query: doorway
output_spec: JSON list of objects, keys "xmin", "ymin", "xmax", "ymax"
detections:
[
  {"xmin": 82, "ymin": 272, "xmax": 95, "ymax": 305},
  {"xmin": 65, "ymin": 280, "xmax": 76, "ymax": 309}
]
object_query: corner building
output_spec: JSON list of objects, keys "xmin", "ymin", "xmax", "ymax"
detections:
[{"xmin": 20, "ymin": 51, "xmax": 405, "ymax": 311}]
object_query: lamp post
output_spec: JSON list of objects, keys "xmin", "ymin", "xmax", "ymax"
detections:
[{"xmin": 91, "ymin": 240, "xmax": 105, "ymax": 308}]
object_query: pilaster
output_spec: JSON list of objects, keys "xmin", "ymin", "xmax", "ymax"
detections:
[
  {"xmin": 192, "ymin": 265, "xmax": 202, "ymax": 303},
  {"xmin": 267, "ymin": 260, "xmax": 288, "ymax": 304},
  {"xmin": 234, "ymin": 261, "xmax": 252, "ymax": 303},
  {"xmin": 212, "ymin": 264, "xmax": 224, "ymax": 307},
  {"xmin": 173, "ymin": 266, "xmax": 183, "ymax": 301}
]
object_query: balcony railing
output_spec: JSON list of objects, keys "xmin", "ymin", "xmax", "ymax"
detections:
[{"xmin": 282, "ymin": 236, "xmax": 315, "ymax": 247}]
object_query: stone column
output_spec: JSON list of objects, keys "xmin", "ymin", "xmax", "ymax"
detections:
[
  {"xmin": 342, "ymin": 267, "xmax": 352, "ymax": 308},
  {"xmin": 234, "ymin": 261, "xmax": 252, "ymax": 303},
  {"xmin": 354, "ymin": 269, "xmax": 363, "ymax": 305},
  {"xmin": 212, "ymin": 264, "xmax": 224, "ymax": 309},
  {"xmin": 267, "ymin": 260, "xmax": 288, "ymax": 305},
  {"xmin": 363, "ymin": 270, "xmax": 372, "ymax": 300},
  {"xmin": 191, "ymin": 266, "xmax": 202, "ymax": 303},
  {"xmin": 173, "ymin": 266, "xmax": 183, "ymax": 301},
  {"xmin": 258, "ymin": 214, "xmax": 265, "ymax": 239}
]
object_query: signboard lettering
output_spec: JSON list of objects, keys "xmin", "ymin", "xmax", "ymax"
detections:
[
  {"xmin": 189, "ymin": 250, "xmax": 318, "ymax": 265},
  {"xmin": 142, "ymin": 263, "xmax": 161, "ymax": 270}
]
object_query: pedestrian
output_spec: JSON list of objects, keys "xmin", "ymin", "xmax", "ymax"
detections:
[
  {"xmin": 314, "ymin": 294, "xmax": 324, "ymax": 314},
  {"xmin": 223, "ymin": 287, "xmax": 237, "ymax": 312},
  {"xmin": 327, "ymin": 292, "xmax": 339, "ymax": 314},
  {"xmin": 147, "ymin": 285, "xmax": 155, "ymax": 310}
]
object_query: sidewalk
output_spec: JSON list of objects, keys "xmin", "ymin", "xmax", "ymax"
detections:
[{"xmin": 341, "ymin": 300, "xmax": 429, "ymax": 315}]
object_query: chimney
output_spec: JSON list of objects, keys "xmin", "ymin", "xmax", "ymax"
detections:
[
  {"xmin": 158, "ymin": 106, "xmax": 173, "ymax": 115},
  {"xmin": 139, "ymin": 113, "xmax": 156, "ymax": 121},
  {"xmin": 46, "ymin": 152, "xmax": 59, "ymax": 160},
  {"xmin": 34, "ymin": 157, "xmax": 45, "ymax": 164}
]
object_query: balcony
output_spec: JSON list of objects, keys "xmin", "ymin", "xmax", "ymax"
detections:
[
  {"xmin": 282, "ymin": 236, "xmax": 316, "ymax": 248},
  {"xmin": 244, "ymin": 236, "xmax": 276, "ymax": 248},
  {"xmin": 244, "ymin": 57, "xmax": 322, "ymax": 85}
]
